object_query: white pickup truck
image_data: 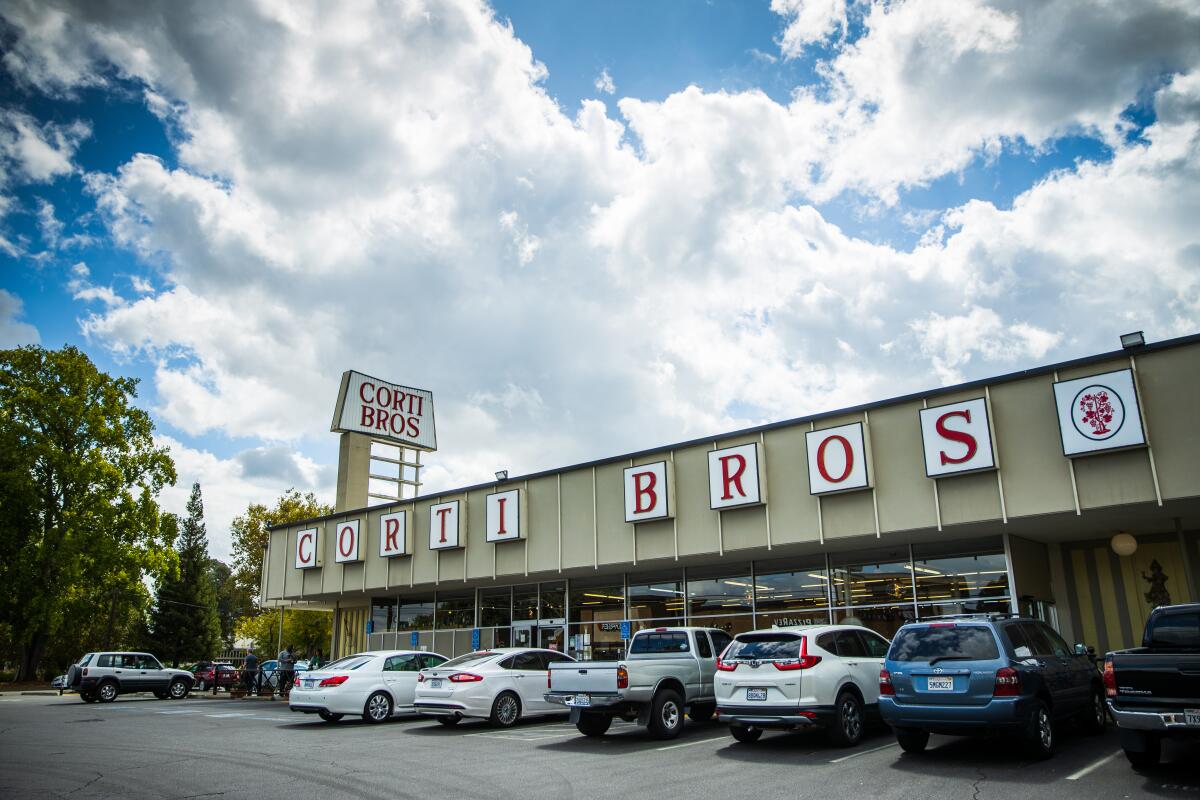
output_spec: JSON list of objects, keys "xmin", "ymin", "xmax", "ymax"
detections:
[{"xmin": 545, "ymin": 626, "xmax": 732, "ymax": 739}]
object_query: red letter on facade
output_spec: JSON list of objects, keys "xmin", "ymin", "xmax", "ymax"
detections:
[
  {"xmin": 339, "ymin": 525, "xmax": 355, "ymax": 557},
  {"xmin": 935, "ymin": 410, "xmax": 978, "ymax": 465},
  {"xmin": 298, "ymin": 531, "xmax": 313, "ymax": 565},
  {"xmin": 358, "ymin": 381, "xmax": 375, "ymax": 405},
  {"xmin": 497, "ymin": 497, "xmax": 508, "ymax": 534},
  {"xmin": 816, "ymin": 435, "xmax": 853, "ymax": 483},
  {"xmin": 360, "ymin": 406, "xmax": 375, "ymax": 428},
  {"xmin": 719, "ymin": 454, "xmax": 747, "ymax": 500},
  {"xmin": 436, "ymin": 507, "xmax": 452, "ymax": 543},
  {"xmin": 633, "ymin": 471, "xmax": 658, "ymax": 514},
  {"xmin": 384, "ymin": 518, "xmax": 399, "ymax": 551}
]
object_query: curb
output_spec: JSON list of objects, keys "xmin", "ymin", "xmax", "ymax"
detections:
[{"xmin": 20, "ymin": 691, "xmax": 60, "ymax": 696}]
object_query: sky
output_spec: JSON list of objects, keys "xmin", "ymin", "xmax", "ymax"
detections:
[{"xmin": 1, "ymin": 0, "xmax": 1198, "ymax": 561}]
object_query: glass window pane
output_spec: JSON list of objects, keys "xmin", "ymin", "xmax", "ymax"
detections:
[
  {"xmin": 628, "ymin": 571, "xmax": 684, "ymax": 621},
  {"xmin": 568, "ymin": 623, "xmax": 625, "ymax": 661},
  {"xmin": 570, "ymin": 580, "xmax": 624, "ymax": 626},
  {"xmin": 630, "ymin": 632, "xmax": 690, "ymax": 654},
  {"xmin": 834, "ymin": 606, "xmax": 911, "ymax": 639},
  {"xmin": 909, "ymin": 540, "xmax": 1009, "ymax": 603},
  {"xmin": 754, "ymin": 559, "xmax": 832, "ymax": 613},
  {"xmin": 829, "ymin": 546, "xmax": 914, "ymax": 608},
  {"xmin": 479, "ymin": 587, "xmax": 511, "ymax": 628},
  {"xmin": 435, "ymin": 593, "xmax": 474, "ymax": 629},
  {"xmin": 915, "ymin": 599, "xmax": 1011, "ymax": 621},
  {"xmin": 371, "ymin": 597, "xmax": 397, "ymax": 633},
  {"xmin": 834, "ymin": 630, "xmax": 868, "ymax": 658},
  {"xmin": 756, "ymin": 609, "xmax": 830, "ymax": 629},
  {"xmin": 686, "ymin": 564, "xmax": 753, "ymax": 617},
  {"xmin": 512, "ymin": 584, "xmax": 539, "ymax": 624},
  {"xmin": 396, "ymin": 595, "xmax": 434, "ymax": 631},
  {"xmin": 540, "ymin": 581, "xmax": 565, "ymax": 621}
]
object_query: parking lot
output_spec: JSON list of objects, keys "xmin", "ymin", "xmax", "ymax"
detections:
[{"xmin": 1, "ymin": 692, "xmax": 1197, "ymax": 799}]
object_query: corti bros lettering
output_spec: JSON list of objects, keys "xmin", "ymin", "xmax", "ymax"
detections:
[
  {"xmin": 429, "ymin": 500, "xmax": 463, "ymax": 550},
  {"xmin": 918, "ymin": 398, "xmax": 997, "ymax": 478},
  {"xmin": 378, "ymin": 510, "xmax": 412, "ymax": 557},
  {"xmin": 486, "ymin": 489, "xmax": 526, "ymax": 543},
  {"xmin": 707, "ymin": 443, "xmax": 766, "ymax": 510},
  {"xmin": 295, "ymin": 527, "xmax": 321, "ymax": 569},
  {"xmin": 333, "ymin": 519, "xmax": 362, "ymax": 563},
  {"xmin": 806, "ymin": 422, "xmax": 871, "ymax": 495},
  {"xmin": 623, "ymin": 461, "xmax": 675, "ymax": 523}
]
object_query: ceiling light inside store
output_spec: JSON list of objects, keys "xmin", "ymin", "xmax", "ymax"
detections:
[
  {"xmin": 648, "ymin": 587, "xmax": 684, "ymax": 595},
  {"xmin": 905, "ymin": 564, "xmax": 943, "ymax": 575}
]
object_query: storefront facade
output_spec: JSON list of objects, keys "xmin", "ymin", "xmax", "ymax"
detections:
[{"xmin": 262, "ymin": 334, "xmax": 1200, "ymax": 660}]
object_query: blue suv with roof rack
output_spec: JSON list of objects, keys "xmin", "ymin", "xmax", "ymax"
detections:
[{"xmin": 878, "ymin": 613, "xmax": 1106, "ymax": 759}]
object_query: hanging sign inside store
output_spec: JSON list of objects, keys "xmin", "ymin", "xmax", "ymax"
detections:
[
  {"xmin": 378, "ymin": 510, "xmax": 412, "ymax": 557},
  {"xmin": 623, "ymin": 460, "xmax": 675, "ymax": 523},
  {"xmin": 806, "ymin": 422, "xmax": 870, "ymax": 495},
  {"xmin": 486, "ymin": 488, "xmax": 526, "ymax": 543},
  {"xmin": 333, "ymin": 518, "xmax": 362, "ymax": 563},
  {"xmin": 295, "ymin": 527, "xmax": 321, "ymax": 569},
  {"xmin": 708, "ymin": 442, "xmax": 766, "ymax": 510},
  {"xmin": 919, "ymin": 398, "xmax": 997, "ymax": 477},
  {"xmin": 331, "ymin": 370, "xmax": 437, "ymax": 451},
  {"xmin": 429, "ymin": 500, "xmax": 463, "ymax": 550},
  {"xmin": 1052, "ymin": 368, "xmax": 1146, "ymax": 457}
]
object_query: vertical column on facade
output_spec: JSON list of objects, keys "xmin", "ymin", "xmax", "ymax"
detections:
[
  {"xmin": 922, "ymin": 399, "xmax": 944, "ymax": 531},
  {"xmin": 1053, "ymin": 371, "xmax": 1083, "ymax": 516},
  {"xmin": 681, "ymin": 566, "xmax": 689, "ymax": 627},
  {"xmin": 824, "ymin": 552, "xmax": 834, "ymax": 623},
  {"xmin": 907, "ymin": 543, "xmax": 919, "ymax": 621},
  {"xmin": 1129, "ymin": 354, "xmax": 1164, "ymax": 506},
  {"xmin": 984, "ymin": 386, "xmax": 1009, "ymax": 523},
  {"xmin": 1002, "ymin": 533, "xmax": 1019, "ymax": 616}
]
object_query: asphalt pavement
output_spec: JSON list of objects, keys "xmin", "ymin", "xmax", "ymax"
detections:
[{"xmin": 1, "ymin": 691, "xmax": 1197, "ymax": 799}]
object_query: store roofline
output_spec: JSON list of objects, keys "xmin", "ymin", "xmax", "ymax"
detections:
[{"xmin": 268, "ymin": 330, "xmax": 1200, "ymax": 532}]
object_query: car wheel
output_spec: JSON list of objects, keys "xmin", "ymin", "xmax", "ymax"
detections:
[
  {"xmin": 1024, "ymin": 700, "xmax": 1055, "ymax": 760},
  {"xmin": 647, "ymin": 689, "xmax": 684, "ymax": 740},
  {"xmin": 827, "ymin": 691, "xmax": 865, "ymax": 747},
  {"xmin": 1080, "ymin": 688, "xmax": 1106, "ymax": 734},
  {"xmin": 96, "ymin": 681, "xmax": 118, "ymax": 703},
  {"xmin": 730, "ymin": 724, "xmax": 763, "ymax": 744},
  {"xmin": 153, "ymin": 690, "xmax": 169, "ymax": 700},
  {"xmin": 490, "ymin": 692, "xmax": 521, "ymax": 728},
  {"xmin": 318, "ymin": 710, "xmax": 344, "ymax": 723},
  {"xmin": 576, "ymin": 712, "xmax": 612, "ymax": 737},
  {"xmin": 80, "ymin": 692, "xmax": 97, "ymax": 704},
  {"xmin": 364, "ymin": 691, "xmax": 393, "ymax": 723},
  {"xmin": 687, "ymin": 703, "xmax": 715, "ymax": 723},
  {"xmin": 169, "ymin": 680, "xmax": 189, "ymax": 700},
  {"xmin": 1124, "ymin": 734, "xmax": 1161, "ymax": 769},
  {"xmin": 895, "ymin": 727, "xmax": 929, "ymax": 754},
  {"xmin": 436, "ymin": 716, "xmax": 461, "ymax": 727}
]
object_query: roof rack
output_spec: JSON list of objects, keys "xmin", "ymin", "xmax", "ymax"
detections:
[{"xmin": 920, "ymin": 612, "xmax": 1019, "ymax": 621}]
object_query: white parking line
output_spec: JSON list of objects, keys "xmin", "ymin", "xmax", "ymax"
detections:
[
  {"xmin": 1066, "ymin": 751, "xmax": 1120, "ymax": 781},
  {"xmin": 157, "ymin": 710, "xmax": 202, "ymax": 715},
  {"xmin": 205, "ymin": 712, "xmax": 255, "ymax": 718},
  {"xmin": 828, "ymin": 742, "xmax": 898, "ymax": 763},
  {"xmin": 655, "ymin": 736, "xmax": 728, "ymax": 752}
]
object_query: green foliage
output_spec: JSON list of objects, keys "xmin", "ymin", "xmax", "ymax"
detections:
[
  {"xmin": 0, "ymin": 345, "xmax": 176, "ymax": 679},
  {"xmin": 230, "ymin": 488, "xmax": 331, "ymax": 608},
  {"xmin": 237, "ymin": 609, "xmax": 331, "ymax": 661},
  {"xmin": 208, "ymin": 558, "xmax": 240, "ymax": 648}
]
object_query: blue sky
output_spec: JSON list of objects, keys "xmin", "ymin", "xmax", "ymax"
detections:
[{"xmin": 1, "ymin": 0, "xmax": 1197, "ymax": 557}]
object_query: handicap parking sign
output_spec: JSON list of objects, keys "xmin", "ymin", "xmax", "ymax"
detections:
[
  {"xmin": 472, "ymin": 629, "xmax": 481, "ymax": 650},
  {"xmin": 410, "ymin": 631, "xmax": 419, "ymax": 648},
  {"xmin": 620, "ymin": 621, "xmax": 631, "ymax": 640}
]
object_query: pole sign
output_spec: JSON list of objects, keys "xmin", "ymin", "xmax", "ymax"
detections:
[
  {"xmin": 1053, "ymin": 369, "xmax": 1146, "ymax": 457},
  {"xmin": 295, "ymin": 527, "xmax": 321, "ymax": 569},
  {"xmin": 333, "ymin": 518, "xmax": 362, "ymax": 563},
  {"xmin": 620, "ymin": 621, "xmax": 631, "ymax": 640},
  {"xmin": 429, "ymin": 500, "xmax": 463, "ymax": 550},
  {"xmin": 623, "ymin": 460, "xmax": 675, "ymax": 523},
  {"xmin": 331, "ymin": 370, "xmax": 437, "ymax": 451},
  {"xmin": 471, "ymin": 629, "xmax": 481, "ymax": 650},
  {"xmin": 806, "ymin": 422, "xmax": 870, "ymax": 495},
  {"xmin": 486, "ymin": 488, "xmax": 526, "ymax": 543},
  {"xmin": 378, "ymin": 510, "xmax": 412, "ymax": 558},
  {"xmin": 919, "ymin": 398, "xmax": 996, "ymax": 478},
  {"xmin": 410, "ymin": 631, "xmax": 419, "ymax": 648},
  {"xmin": 707, "ymin": 442, "xmax": 766, "ymax": 509}
]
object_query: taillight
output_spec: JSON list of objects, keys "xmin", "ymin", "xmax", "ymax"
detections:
[
  {"xmin": 318, "ymin": 675, "xmax": 349, "ymax": 688},
  {"xmin": 1103, "ymin": 657, "xmax": 1116, "ymax": 698},
  {"xmin": 993, "ymin": 667, "xmax": 1020, "ymax": 697},
  {"xmin": 879, "ymin": 668, "xmax": 894, "ymax": 696},
  {"xmin": 548, "ymin": 671, "xmax": 552, "ymax": 690},
  {"xmin": 715, "ymin": 657, "xmax": 737, "ymax": 672},
  {"xmin": 448, "ymin": 672, "xmax": 483, "ymax": 683},
  {"xmin": 774, "ymin": 636, "xmax": 821, "ymax": 670},
  {"xmin": 617, "ymin": 666, "xmax": 629, "ymax": 689},
  {"xmin": 417, "ymin": 673, "xmax": 425, "ymax": 683},
  {"xmin": 293, "ymin": 675, "xmax": 300, "ymax": 687}
]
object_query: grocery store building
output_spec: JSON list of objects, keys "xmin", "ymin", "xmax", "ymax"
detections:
[{"xmin": 261, "ymin": 333, "xmax": 1200, "ymax": 661}]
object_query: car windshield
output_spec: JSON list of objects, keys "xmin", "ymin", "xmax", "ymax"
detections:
[
  {"xmin": 724, "ymin": 633, "xmax": 803, "ymax": 661},
  {"xmin": 889, "ymin": 625, "xmax": 1000, "ymax": 662},
  {"xmin": 1146, "ymin": 611, "xmax": 1200, "ymax": 648},
  {"xmin": 437, "ymin": 651, "xmax": 499, "ymax": 669}
]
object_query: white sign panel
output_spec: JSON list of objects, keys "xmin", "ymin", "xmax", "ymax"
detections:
[
  {"xmin": 379, "ymin": 510, "xmax": 412, "ymax": 558},
  {"xmin": 331, "ymin": 370, "xmax": 437, "ymax": 451},
  {"xmin": 1053, "ymin": 368, "xmax": 1146, "ymax": 457},
  {"xmin": 708, "ymin": 443, "xmax": 765, "ymax": 510},
  {"xmin": 333, "ymin": 519, "xmax": 361, "ymax": 563},
  {"xmin": 486, "ymin": 489, "xmax": 525, "ymax": 543},
  {"xmin": 624, "ymin": 461, "xmax": 674, "ymax": 523},
  {"xmin": 919, "ymin": 398, "xmax": 997, "ymax": 478},
  {"xmin": 806, "ymin": 422, "xmax": 870, "ymax": 495},
  {"xmin": 295, "ymin": 527, "xmax": 320, "ymax": 569},
  {"xmin": 429, "ymin": 500, "xmax": 462, "ymax": 550}
]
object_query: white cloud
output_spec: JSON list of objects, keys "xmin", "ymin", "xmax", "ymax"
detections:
[
  {"xmin": 594, "ymin": 67, "xmax": 615, "ymax": 95},
  {"xmin": 772, "ymin": 0, "xmax": 848, "ymax": 59},
  {"xmin": 0, "ymin": 288, "xmax": 40, "ymax": 347},
  {"xmin": 0, "ymin": 108, "xmax": 89, "ymax": 188}
]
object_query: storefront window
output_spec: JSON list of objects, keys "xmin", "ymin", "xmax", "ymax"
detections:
[
  {"xmin": 396, "ymin": 595, "xmax": 434, "ymax": 631},
  {"xmin": 829, "ymin": 546, "xmax": 913, "ymax": 608},
  {"xmin": 686, "ymin": 564, "xmax": 753, "ymax": 617},
  {"xmin": 512, "ymin": 584, "xmax": 539, "ymax": 623},
  {"xmin": 692, "ymin": 613, "xmax": 758, "ymax": 637},
  {"xmin": 628, "ymin": 571, "xmax": 685, "ymax": 621},
  {"xmin": 754, "ymin": 558, "xmax": 832, "ymax": 614},
  {"xmin": 916, "ymin": 599, "xmax": 1011, "ymax": 620},
  {"xmin": 910, "ymin": 540, "xmax": 1010, "ymax": 603},
  {"xmin": 569, "ymin": 623, "xmax": 625, "ymax": 661},
  {"xmin": 479, "ymin": 587, "xmax": 511, "ymax": 628},
  {"xmin": 435, "ymin": 592, "xmax": 474, "ymax": 629},
  {"xmin": 540, "ymin": 581, "xmax": 566, "ymax": 620},
  {"xmin": 371, "ymin": 597, "xmax": 396, "ymax": 633},
  {"xmin": 834, "ymin": 605, "xmax": 912, "ymax": 638}
]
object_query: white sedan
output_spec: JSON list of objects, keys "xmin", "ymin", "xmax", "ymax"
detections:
[
  {"xmin": 289, "ymin": 650, "xmax": 449, "ymax": 723},
  {"xmin": 414, "ymin": 648, "xmax": 575, "ymax": 728}
]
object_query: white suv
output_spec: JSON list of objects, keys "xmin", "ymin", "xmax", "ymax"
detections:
[
  {"xmin": 67, "ymin": 652, "xmax": 195, "ymax": 703},
  {"xmin": 715, "ymin": 624, "xmax": 890, "ymax": 746}
]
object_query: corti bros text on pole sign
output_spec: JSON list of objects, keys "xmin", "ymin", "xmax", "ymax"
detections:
[{"xmin": 331, "ymin": 369, "xmax": 437, "ymax": 451}]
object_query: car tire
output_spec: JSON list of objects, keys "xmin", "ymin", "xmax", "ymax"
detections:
[
  {"xmin": 490, "ymin": 691, "xmax": 521, "ymax": 728},
  {"xmin": 1024, "ymin": 700, "xmax": 1055, "ymax": 760},
  {"xmin": 827, "ymin": 690, "xmax": 865, "ymax": 747},
  {"xmin": 1080, "ymin": 688, "xmax": 1106, "ymax": 735},
  {"xmin": 318, "ymin": 710, "xmax": 344, "ymax": 723},
  {"xmin": 153, "ymin": 690, "xmax": 169, "ymax": 700},
  {"xmin": 895, "ymin": 727, "xmax": 929, "ymax": 754},
  {"xmin": 364, "ymin": 691, "xmax": 393, "ymax": 724},
  {"xmin": 729, "ymin": 724, "xmax": 763, "ymax": 744},
  {"xmin": 436, "ymin": 716, "xmax": 461, "ymax": 727},
  {"xmin": 96, "ymin": 681, "xmax": 118, "ymax": 703},
  {"xmin": 80, "ymin": 692, "xmax": 97, "ymax": 703},
  {"xmin": 576, "ymin": 712, "xmax": 612, "ymax": 737},
  {"xmin": 169, "ymin": 680, "xmax": 189, "ymax": 700},
  {"xmin": 687, "ymin": 703, "xmax": 715, "ymax": 723},
  {"xmin": 647, "ymin": 689, "xmax": 685, "ymax": 740}
]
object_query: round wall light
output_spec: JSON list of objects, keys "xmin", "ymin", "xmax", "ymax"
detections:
[{"xmin": 1111, "ymin": 532, "xmax": 1138, "ymax": 557}]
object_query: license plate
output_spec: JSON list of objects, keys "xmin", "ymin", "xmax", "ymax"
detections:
[
  {"xmin": 568, "ymin": 694, "xmax": 591, "ymax": 707},
  {"xmin": 304, "ymin": 679, "xmax": 315, "ymax": 689},
  {"xmin": 927, "ymin": 676, "xmax": 954, "ymax": 691},
  {"xmin": 430, "ymin": 679, "xmax": 442, "ymax": 689},
  {"xmin": 1186, "ymin": 709, "xmax": 1200, "ymax": 726},
  {"xmin": 746, "ymin": 688, "xmax": 767, "ymax": 701}
]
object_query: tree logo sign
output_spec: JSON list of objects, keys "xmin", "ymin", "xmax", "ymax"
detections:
[{"xmin": 1071, "ymin": 384, "xmax": 1124, "ymax": 440}]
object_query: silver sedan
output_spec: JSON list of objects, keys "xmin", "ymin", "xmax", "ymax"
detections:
[{"xmin": 413, "ymin": 648, "xmax": 575, "ymax": 728}]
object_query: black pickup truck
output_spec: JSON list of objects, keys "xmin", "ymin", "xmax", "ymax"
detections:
[{"xmin": 1104, "ymin": 603, "xmax": 1200, "ymax": 768}]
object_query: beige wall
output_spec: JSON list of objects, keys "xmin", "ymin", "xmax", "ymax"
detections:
[{"xmin": 265, "ymin": 340, "xmax": 1200, "ymax": 605}]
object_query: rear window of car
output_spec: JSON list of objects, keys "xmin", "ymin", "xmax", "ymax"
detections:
[
  {"xmin": 630, "ymin": 632, "xmax": 690, "ymax": 654},
  {"xmin": 1146, "ymin": 611, "xmax": 1200, "ymax": 648},
  {"xmin": 888, "ymin": 625, "xmax": 1000, "ymax": 662},
  {"xmin": 77, "ymin": 653, "xmax": 94, "ymax": 666},
  {"xmin": 320, "ymin": 655, "xmax": 372, "ymax": 671},
  {"xmin": 439, "ymin": 651, "xmax": 498, "ymax": 669},
  {"xmin": 725, "ymin": 633, "xmax": 802, "ymax": 661}
]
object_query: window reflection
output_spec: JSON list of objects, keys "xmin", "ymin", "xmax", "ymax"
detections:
[
  {"xmin": 754, "ymin": 560, "xmax": 831, "ymax": 613},
  {"xmin": 909, "ymin": 542, "xmax": 1009, "ymax": 602},
  {"xmin": 829, "ymin": 547, "xmax": 913, "ymax": 608},
  {"xmin": 479, "ymin": 587, "xmax": 511, "ymax": 628},
  {"xmin": 686, "ymin": 564, "xmax": 753, "ymax": 617},
  {"xmin": 435, "ymin": 593, "xmax": 474, "ymax": 629},
  {"xmin": 396, "ymin": 595, "xmax": 434, "ymax": 631},
  {"xmin": 628, "ymin": 572, "xmax": 684, "ymax": 621}
]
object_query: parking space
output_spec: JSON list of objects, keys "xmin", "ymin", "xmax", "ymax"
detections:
[{"xmin": 2, "ymin": 693, "xmax": 1198, "ymax": 799}]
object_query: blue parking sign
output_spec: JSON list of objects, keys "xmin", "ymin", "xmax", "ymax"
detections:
[
  {"xmin": 472, "ymin": 629, "xmax": 481, "ymax": 650},
  {"xmin": 410, "ymin": 631, "xmax": 419, "ymax": 648},
  {"xmin": 620, "ymin": 621, "xmax": 631, "ymax": 640}
]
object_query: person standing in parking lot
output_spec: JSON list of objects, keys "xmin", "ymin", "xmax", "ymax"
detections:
[
  {"xmin": 277, "ymin": 644, "xmax": 295, "ymax": 697},
  {"xmin": 243, "ymin": 649, "xmax": 259, "ymax": 696}
]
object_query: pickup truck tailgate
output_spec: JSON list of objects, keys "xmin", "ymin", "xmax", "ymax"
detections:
[
  {"xmin": 549, "ymin": 661, "xmax": 621, "ymax": 694},
  {"xmin": 1112, "ymin": 649, "xmax": 1200, "ymax": 709}
]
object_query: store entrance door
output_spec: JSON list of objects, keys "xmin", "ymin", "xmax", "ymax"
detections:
[{"xmin": 539, "ymin": 623, "xmax": 566, "ymax": 653}]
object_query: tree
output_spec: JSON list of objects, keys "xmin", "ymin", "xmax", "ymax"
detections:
[
  {"xmin": 0, "ymin": 345, "xmax": 176, "ymax": 680},
  {"xmin": 208, "ymin": 558, "xmax": 240, "ymax": 648},
  {"xmin": 236, "ymin": 608, "xmax": 331, "ymax": 660},
  {"xmin": 149, "ymin": 484, "xmax": 221, "ymax": 666}
]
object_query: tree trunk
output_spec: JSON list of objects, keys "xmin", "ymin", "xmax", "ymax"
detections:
[{"xmin": 16, "ymin": 631, "xmax": 48, "ymax": 682}]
